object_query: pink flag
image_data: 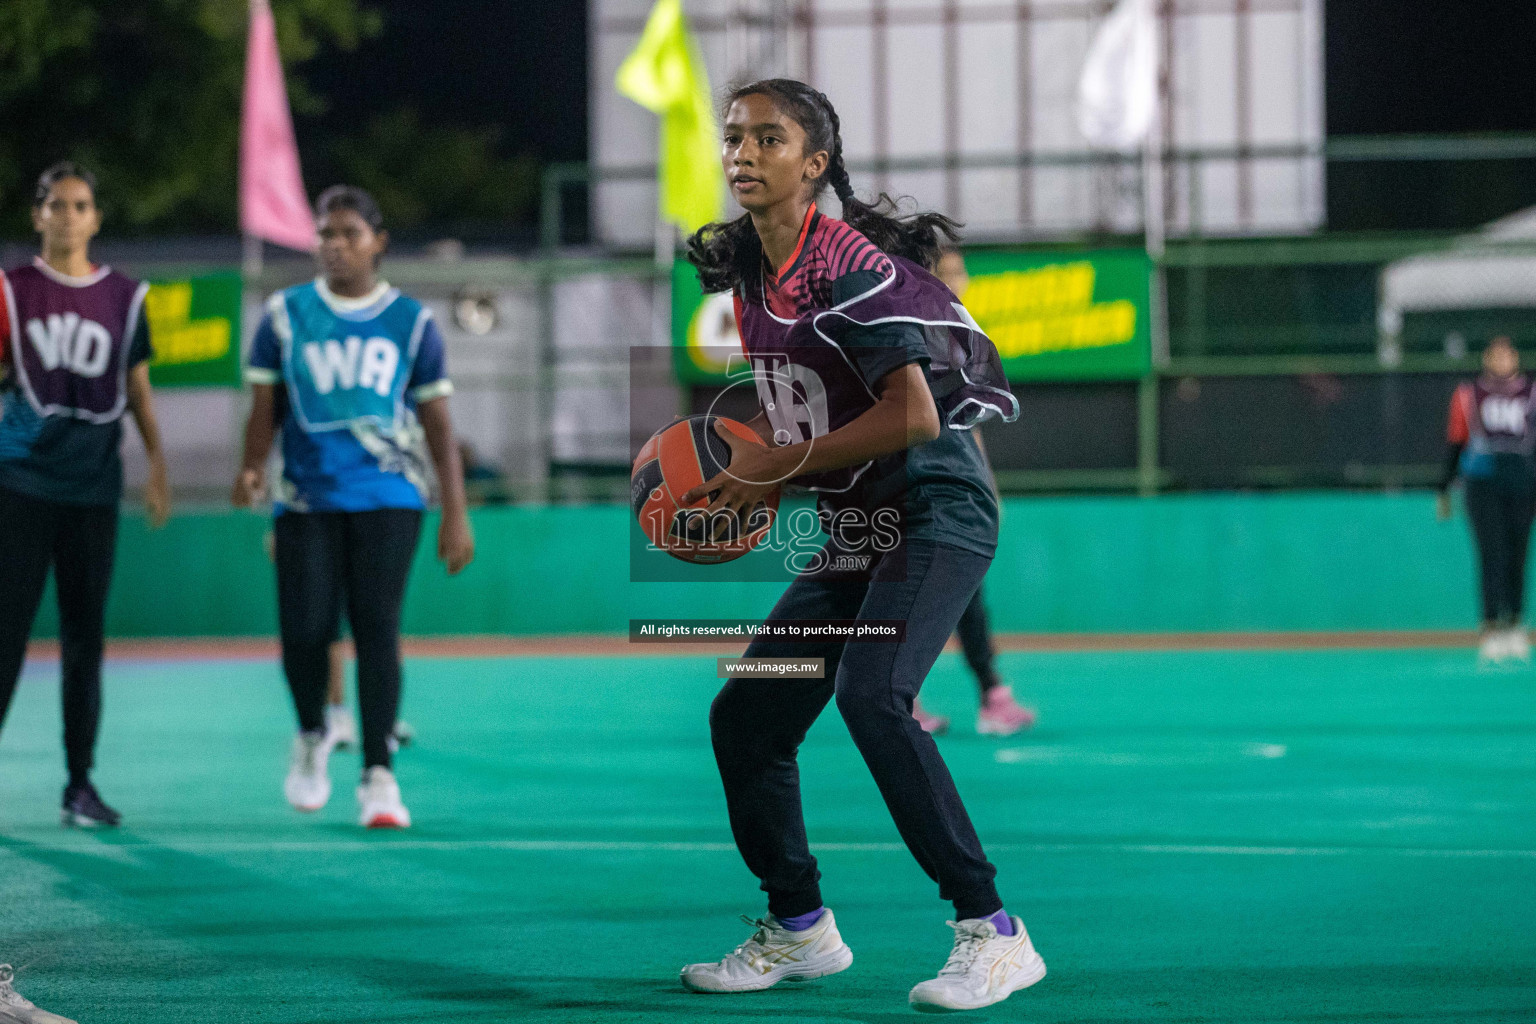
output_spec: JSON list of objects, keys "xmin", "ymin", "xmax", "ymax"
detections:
[{"xmin": 240, "ymin": 0, "xmax": 316, "ymax": 251}]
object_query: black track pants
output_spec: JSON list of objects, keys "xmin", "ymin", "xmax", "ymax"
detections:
[
  {"xmin": 274, "ymin": 509, "xmax": 422, "ymax": 769},
  {"xmin": 954, "ymin": 587, "xmax": 999, "ymax": 694},
  {"xmin": 0, "ymin": 485, "xmax": 118, "ymax": 783},
  {"xmin": 709, "ymin": 538, "xmax": 1003, "ymax": 921},
  {"xmin": 1464, "ymin": 479, "xmax": 1536, "ymax": 625}
]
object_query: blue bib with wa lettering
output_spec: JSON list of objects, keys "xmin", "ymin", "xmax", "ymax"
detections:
[
  {"xmin": 280, "ymin": 282, "xmax": 425, "ymax": 432},
  {"xmin": 267, "ymin": 281, "xmax": 435, "ymax": 512}
]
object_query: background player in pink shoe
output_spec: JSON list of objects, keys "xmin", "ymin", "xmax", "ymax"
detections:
[{"xmin": 909, "ymin": 248, "xmax": 1037, "ymax": 738}]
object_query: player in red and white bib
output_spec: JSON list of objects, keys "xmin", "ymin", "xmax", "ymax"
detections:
[{"xmin": 0, "ymin": 162, "xmax": 171, "ymax": 828}]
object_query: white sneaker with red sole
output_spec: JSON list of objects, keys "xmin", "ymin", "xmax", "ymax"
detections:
[
  {"xmin": 357, "ymin": 766, "xmax": 411, "ymax": 828},
  {"xmin": 976, "ymin": 686, "xmax": 1037, "ymax": 736}
]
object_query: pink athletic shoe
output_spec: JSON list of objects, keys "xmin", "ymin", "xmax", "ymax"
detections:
[
  {"xmin": 911, "ymin": 698, "xmax": 950, "ymax": 735},
  {"xmin": 976, "ymin": 686, "xmax": 1036, "ymax": 736}
]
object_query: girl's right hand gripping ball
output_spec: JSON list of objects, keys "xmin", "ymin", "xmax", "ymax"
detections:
[{"xmin": 631, "ymin": 415, "xmax": 781, "ymax": 564}]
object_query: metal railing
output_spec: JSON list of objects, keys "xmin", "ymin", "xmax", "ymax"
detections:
[
  {"xmin": 115, "ymin": 133, "xmax": 1536, "ymax": 504},
  {"xmin": 542, "ymin": 134, "xmax": 1536, "ymax": 496}
]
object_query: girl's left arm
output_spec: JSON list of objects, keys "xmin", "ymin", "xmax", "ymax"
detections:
[
  {"xmin": 773, "ymin": 362, "xmax": 939, "ymax": 475},
  {"xmin": 683, "ymin": 362, "xmax": 939, "ymax": 521},
  {"xmin": 417, "ymin": 396, "xmax": 475, "ymax": 575},
  {"xmin": 126, "ymin": 363, "xmax": 170, "ymax": 529}
]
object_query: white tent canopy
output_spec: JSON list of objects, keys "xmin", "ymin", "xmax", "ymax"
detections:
[{"xmin": 1379, "ymin": 206, "xmax": 1536, "ymax": 336}]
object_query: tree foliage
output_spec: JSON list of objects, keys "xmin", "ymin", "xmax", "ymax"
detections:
[
  {"xmin": 329, "ymin": 109, "xmax": 538, "ymax": 232},
  {"xmin": 0, "ymin": 0, "xmax": 537, "ymax": 237}
]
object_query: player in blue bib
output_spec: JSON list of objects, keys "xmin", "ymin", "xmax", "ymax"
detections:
[{"xmin": 232, "ymin": 185, "xmax": 474, "ymax": 829}]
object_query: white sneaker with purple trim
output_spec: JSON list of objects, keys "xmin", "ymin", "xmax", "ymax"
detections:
[
  {"xmin": 680, "ymin": 909, "xmax": 853, "ymax": 993},
  {"xmin": 0, "ymin": 964, "xmax": 77, "ymax": 1024},
  {"xmin": 908, "ymin": 915, "xmax": 1046, "ymax": 1012}
]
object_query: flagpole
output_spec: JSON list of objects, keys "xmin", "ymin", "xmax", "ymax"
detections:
[
  {"xmin": 1137, "ymin": 0, "xmax": 1169, "ymax": 496},
  {"xmin": 1141, "ymin": 126, "xmax": 1164, "ymax": 265},
  {"xmin": 242, "ymin": 233, "xmax": 263, "ymax": 287}
]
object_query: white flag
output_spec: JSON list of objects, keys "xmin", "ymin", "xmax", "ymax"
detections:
[{"xmin": 1077, "ymin": 0, "xmax": 1158, "ymax": 152}]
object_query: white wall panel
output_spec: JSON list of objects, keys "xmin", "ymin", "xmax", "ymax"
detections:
[{"xmin": 592, "ymin": 0, "xmax": 1325, "ymax": 245}]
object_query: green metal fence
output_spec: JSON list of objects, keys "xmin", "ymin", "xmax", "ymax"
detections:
[{"xmin": 119, "ymin": 134, "xmax": 1536, "ymax": 505}]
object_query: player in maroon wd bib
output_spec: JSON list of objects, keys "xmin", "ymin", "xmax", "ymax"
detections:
[
  {"xmin": 0, "ymin": 162, "xmax": 171, "ymax": 828},
  {"xmin": 673, "ymin": 81, "xmax": 1042, "ymax": 1013}
]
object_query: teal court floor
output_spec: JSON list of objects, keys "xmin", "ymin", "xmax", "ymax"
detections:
[{"xmin": 1, "ymin": 646, "xmax": 1534, "ymax": 1023}]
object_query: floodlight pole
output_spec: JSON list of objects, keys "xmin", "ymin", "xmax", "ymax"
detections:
[
  {"xmin": 238, "ymin": 232, "xmax": 265, "ymax": 488},
  {"xmin": 242, "ymin": 233, "xmax": 264, "ymax": 286}
]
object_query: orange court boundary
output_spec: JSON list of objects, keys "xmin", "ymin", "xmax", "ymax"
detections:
[{"xmin": 21, "ymin": 630, "xmax": 1480, "ymax": 663}]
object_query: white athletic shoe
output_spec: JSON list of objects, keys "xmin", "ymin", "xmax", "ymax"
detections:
[
  {"xmin": 1478, "ymin": 630, "xmax": 1510, "ymax": 665},
  {"xmin": 386, "ymin": 718, "xmax": 414, "ymax": 755},
  {"xmin": 283, "ymin": 731, "xmax": 333, "ymax": 812},
  {"xmin": 0, "ymin": 964, "xmax": 77, "ymax": 1024},
  {"xmin": 1503, "ymin": 627, "xmax": 1530, "ymax": 662},
  {"xmin": 908, "ymin": 916, "xmax": 1046, "ymax": 1013},
  {"xmin": 325, "ymin": 704, "xmax": 358, "ymax": 748},
  {"xmin": 357, "ymin": 766, "xmax": 411, "ymax": 829},
  {"xmin": 680, "ymin": 909, "xmax": 853, "ymax": 993}
]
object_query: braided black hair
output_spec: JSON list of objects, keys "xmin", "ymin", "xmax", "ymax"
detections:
[{"xmin": 687, "ymin": 78, "xmax": 960, "ymax": 294}]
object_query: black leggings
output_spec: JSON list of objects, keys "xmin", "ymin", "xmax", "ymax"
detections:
[
  {"xmin": 954, "ymin": 587, "xmax": 999, "ymax": 693},
  {"xmin": 0, "ymin": 485, "xmax": 118, "ymax": 784},
  {"xmin": 1464, "ymin": 479, "xmax": 1536, "ymax": 626},
  {"xmin": 274, "ymin": 509, "xmax": 421, "ymax": 769},
  {"xmin": 710, "ymin": 538, "xmax": 1002, "ymax": 921}
]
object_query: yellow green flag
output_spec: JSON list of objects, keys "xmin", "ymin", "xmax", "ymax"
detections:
[{"xmin": 615, "ymin": 0, "xmax": 725, "ymax": 233}]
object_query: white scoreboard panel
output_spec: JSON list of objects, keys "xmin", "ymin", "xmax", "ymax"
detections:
[{"xmin": 591, "ymin": 0, "xmax": 1323, "ymax": 248}]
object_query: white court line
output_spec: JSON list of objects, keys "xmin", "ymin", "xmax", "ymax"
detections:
[{"xmin": 5, "ymin": 838, "xmax": 1535, "ymax": 859}]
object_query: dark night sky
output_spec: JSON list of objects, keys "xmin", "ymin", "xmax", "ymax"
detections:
[
  {"xmin": 1328, "ymin": 1, "xmax": 1536, "ymax": 135},
  {"xmin": 303, "ymin": 0, "xmax": 590, "ymax": 163}
]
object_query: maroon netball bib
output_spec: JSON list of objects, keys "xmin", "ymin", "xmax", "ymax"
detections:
[
  {"xmin": 1, "ymin": 259, "xmax": 147, "ymax": 424},
  {"xmin": 1469, "ymin": 375, "xmax": 1536, "ymax": 454}
]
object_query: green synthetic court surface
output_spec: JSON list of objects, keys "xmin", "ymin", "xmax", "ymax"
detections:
[{"xmin": 1, "ymin": 647, "xmax": 1533, "ymax": 1023}]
